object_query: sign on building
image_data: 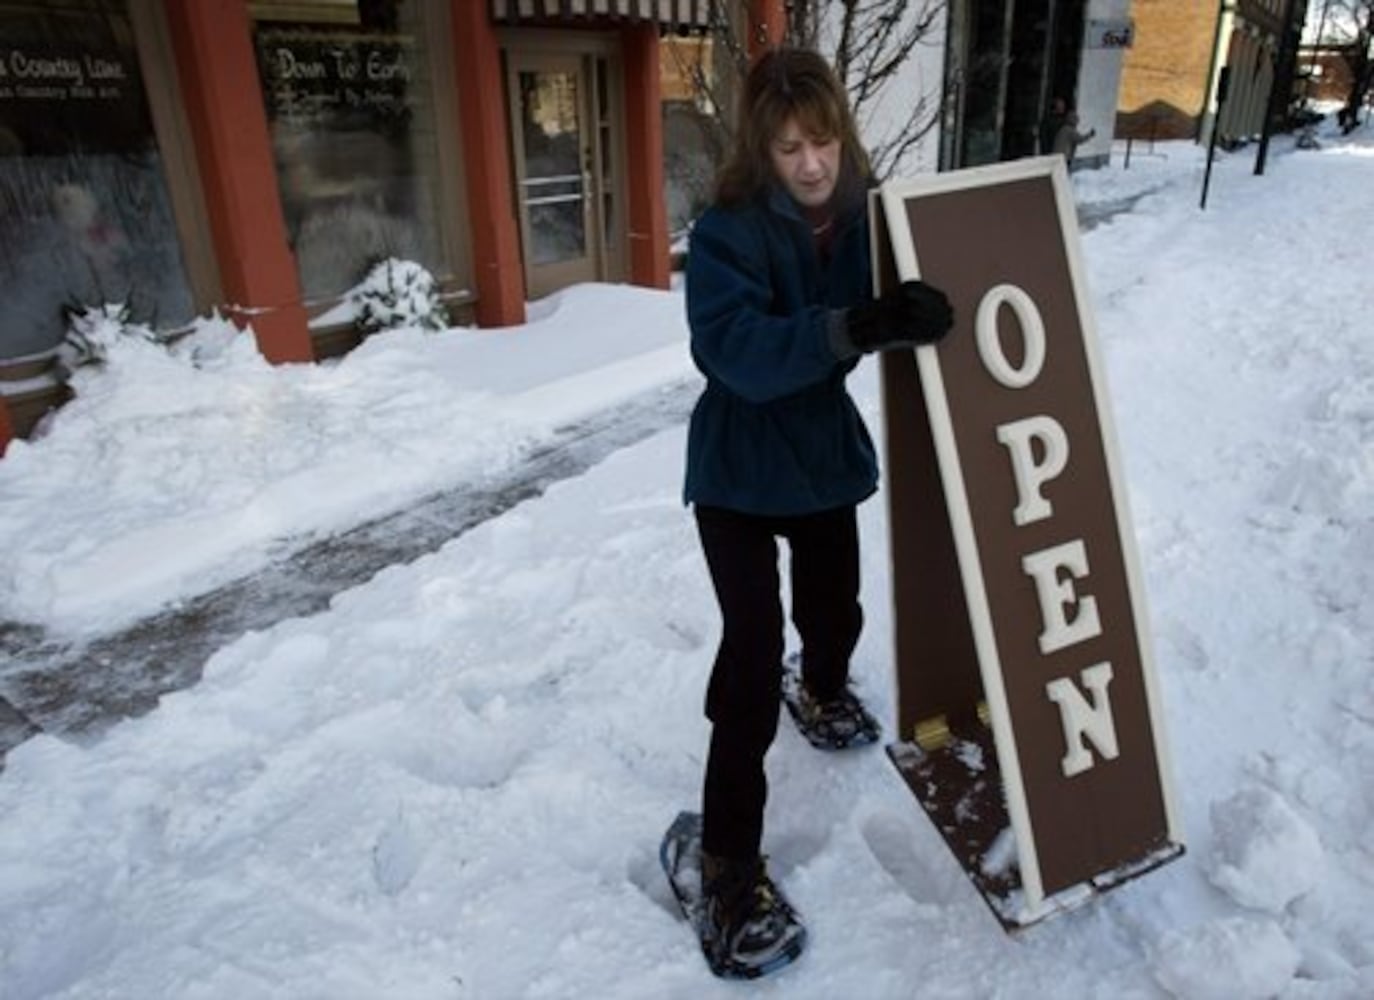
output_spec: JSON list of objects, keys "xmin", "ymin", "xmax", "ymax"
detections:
[
  {"xmin": 873, "ymin": 157, "xmax": 1183, "ymax": 929},
  {"xmin": 1087, "ymin": 18, "xmax": 1134, "ymax": 48}
]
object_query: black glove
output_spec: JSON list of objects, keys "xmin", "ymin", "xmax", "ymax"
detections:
[{"xmin": 836, "ymin": 281, "xmax": 955, "ymax": 356}]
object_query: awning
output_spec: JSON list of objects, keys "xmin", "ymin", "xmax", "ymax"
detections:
[{"xmin": 490, "ymin": 0, "xmax": 715, "ymax": 35}]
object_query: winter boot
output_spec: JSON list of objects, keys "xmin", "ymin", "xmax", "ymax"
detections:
[
  {"xmin": 699, "ymin": 852, "xmax": 806, "ymax": 979},
  {"xmin": 782, "ymin": 661, "xmax": 881, "ymax": 750}
]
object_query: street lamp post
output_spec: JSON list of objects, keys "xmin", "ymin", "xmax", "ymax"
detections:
[{"xmin": 1201, "ymin": 66, "xmax": 1231, "ymax": 209}]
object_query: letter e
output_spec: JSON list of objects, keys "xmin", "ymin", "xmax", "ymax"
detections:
[{"xmin": 1022, "ymin": 540, "xmax": 1102, "ymax": 654}]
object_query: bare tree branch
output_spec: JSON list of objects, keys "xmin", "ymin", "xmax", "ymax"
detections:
[
  {"xmin": 1320, "ymin": 1, "xmax": 1374, "ymax": 130},
  {"xmin": 665, "ymin": 0, "xmax": 947, "ymax": 225},
  {"xmin": 798, "ymin": 0, "xmax": 948, "ymax": 179}
]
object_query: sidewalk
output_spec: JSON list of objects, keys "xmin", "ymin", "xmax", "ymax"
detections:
[{"xmin": 0, "ymin": 378, "xmax": 699, "ymax": 767}]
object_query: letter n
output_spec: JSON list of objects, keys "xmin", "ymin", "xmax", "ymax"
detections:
[{"xmin": 1045, "ymin": 662, "xmax": 1119, "ymax": 777}]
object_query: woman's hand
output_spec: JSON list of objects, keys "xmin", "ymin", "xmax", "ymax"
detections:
[{"xmin": 836, "ymin": 281, "xmax": 955, "ymax": 356}]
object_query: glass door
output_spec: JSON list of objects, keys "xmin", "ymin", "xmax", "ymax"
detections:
[{"xmin": 507, "ymin": 52, "xmax": 600, "ymax": 299}]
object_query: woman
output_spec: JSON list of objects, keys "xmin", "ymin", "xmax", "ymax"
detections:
[{"xmin": 680, "ymin": 47, "xmax": 954, "ymax": 977}]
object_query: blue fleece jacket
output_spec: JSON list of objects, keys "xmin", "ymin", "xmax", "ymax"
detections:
[{"xmin": 683, "ymin": 185, "xmax": 878, "ymax": 516}]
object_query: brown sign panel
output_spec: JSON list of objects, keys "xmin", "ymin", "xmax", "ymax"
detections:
[{"xmin": 875, "ymin": 159, "xmax": 1184, "ymax": 927}]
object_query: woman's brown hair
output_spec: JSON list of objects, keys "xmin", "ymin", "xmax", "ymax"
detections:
[{"xmin": 714, "ymin": 47, "xmax": 871, "ymax": 207}]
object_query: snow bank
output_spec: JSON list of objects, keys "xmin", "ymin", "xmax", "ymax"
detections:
[
  {"xmin": 1208, "ymin": 785, "xmax": 1324, "ymax": 913},
  {"xmin": 1151, "ymin": 916, "xmax": 1300, "ymax": 999}
]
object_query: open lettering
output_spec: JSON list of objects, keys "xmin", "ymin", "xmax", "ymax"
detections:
[
  {"xmin": 1045, "ymin": 663, "xmax": 1120, "ymax": 776},
  {"xmin": 1022, "ymin": 541, "xmax": 1102, "ymax": 654},
  {"xmin": 997, "ymin": 415, "xmax": 1068, "ymax": 527},
  {"xmin": 979, "ymin": 284, "xmax": 1120, "ymax": 778}
]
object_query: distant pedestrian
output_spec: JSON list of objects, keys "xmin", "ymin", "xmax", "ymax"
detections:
[{"xmin": 1053, "ymin": 109, "xmax": 1097, "ymax": 165}]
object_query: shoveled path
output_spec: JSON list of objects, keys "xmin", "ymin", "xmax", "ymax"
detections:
[{"xmin": 0, "ymin": 379, "xmax": 700, "ymax": 767}]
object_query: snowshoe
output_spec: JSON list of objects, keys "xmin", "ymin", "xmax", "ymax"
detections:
[
  {"xmin": 782, "ymin": 657, "xmax": 881, "ymax": 750},
  {"xmin": 659, "ymin": 811, "xmax": 806, "ymax": 979}
]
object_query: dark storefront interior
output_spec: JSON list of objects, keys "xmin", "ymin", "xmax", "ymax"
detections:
[
  {"xmin": 0, "ymin": 0, "xmax": 195, "ymax": 360},
  {"xmin": 944, "ymin": 0, "xmax": 1087, "ymax": 169}
]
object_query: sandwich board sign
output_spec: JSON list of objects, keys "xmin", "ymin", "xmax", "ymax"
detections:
[{"xmin": 872, "ymin": 157, "xmax": 1184, "ymax": 930}]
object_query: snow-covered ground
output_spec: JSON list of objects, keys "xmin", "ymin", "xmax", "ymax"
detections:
[
  {"xmin": 0, "ymin": 285, "xmax": 693, "ymax": 636},
  {"xmin": 2, "ymin": 125, "xmax": 1373, "ymax": 998}
]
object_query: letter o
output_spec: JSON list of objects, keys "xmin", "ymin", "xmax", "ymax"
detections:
[{"xmin": 975, "ymin": 284, "xmax": 1046, "ymax": 389}]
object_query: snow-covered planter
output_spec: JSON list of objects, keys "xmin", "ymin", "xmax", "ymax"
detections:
[
  {"xmin": 350, "ymin": 258, "xmax": 450, "ymax": 336},
  {"xmin": 58, "ymin": 302, "xmax": 163, "ymax": 376}
]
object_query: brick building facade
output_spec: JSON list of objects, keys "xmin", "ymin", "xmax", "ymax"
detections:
[
  {"xmin": 1118, "ymin": 0, "xmax": 1310, "ymax": 144},
  {"xmin": 1117, "ymin": 0, "xmax": 1217, "ymax": 140}
]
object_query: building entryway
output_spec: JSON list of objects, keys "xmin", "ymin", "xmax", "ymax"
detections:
[{"xmin": 505, "ymin": 42, "xmax": 624, "ymax": 300}]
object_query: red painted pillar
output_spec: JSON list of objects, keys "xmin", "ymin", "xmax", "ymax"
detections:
[
  {"xmin": 452, "ymin": 0, "xmax": 527, "ymax": 327},
  {"xmin": 0, "ymin": 397, "xmax": 13, "ymax": 457},
  {"xmin": 163, "ymin": 0, "xmax": 313, "ymax": 363},
  {"xmin": 749, "ymin": 0, "xmax": 787, "ymax": 57},
  {"xmin": 622, "ymin": 24, "xmax": 670, "ymax": 290}
]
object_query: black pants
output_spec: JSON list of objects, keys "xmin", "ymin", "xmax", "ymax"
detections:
[{"xmin": 695, "ymin": 503, "xmax": 863, "ymax": 860}]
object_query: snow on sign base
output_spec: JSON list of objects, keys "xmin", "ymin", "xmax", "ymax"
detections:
[
  {"xmin": 873, "ymin": 157, "xmax": 1185, "ymax": 929},
  {"xmin": 886, "ymin": 736, "xmax": 1183, "ymax": 932}
]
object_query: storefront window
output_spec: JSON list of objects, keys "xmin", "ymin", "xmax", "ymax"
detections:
[
  {"xmin": 251, "ymin": 0, "xmax": 447, "ymax": 302},
  {"xmin": 0, "ymin": 0, "xmax": 194, "ymax": 360}
]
